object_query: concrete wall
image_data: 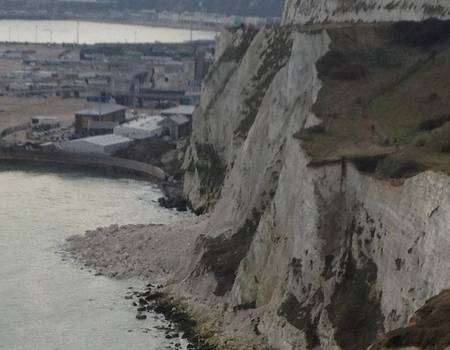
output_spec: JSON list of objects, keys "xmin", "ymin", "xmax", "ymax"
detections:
[
  {"xmin": 0, "ymin": 147, "xmax": 167, "ymax": 181},
  {"xmin": 114, "ymin": 125, "xmax": 164, "ymax": 140},
  {"xmin": 61, "ymin": 138, "xmax": 132, "ymax": 155}
]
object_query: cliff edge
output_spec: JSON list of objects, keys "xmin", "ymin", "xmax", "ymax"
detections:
[
  {"xmin": 68, "ymin": 1, "xmax": 450, "ymax": 349},
  {"xmin": 282, "ymin": 0, "xmax": 450, "ymax": 25},
  {"xmin": 180, "ymin": 2, "xmax": 450, "ymax": 348}
]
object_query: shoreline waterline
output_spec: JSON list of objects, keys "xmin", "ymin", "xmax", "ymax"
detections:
[
  {"xmin": 0, "ymin": 148, "xmax": 168, "ymax": 182},
  {"xmin": 0, "ymin": 165, "xmax": 190, "ymax": 349},
  {"xmin": 0, "ymin": 19, "xmax": 218, "ymax": 44},
  {"xmin": 0, "ymin": 16, "xmax": 222, "ymax": 33}
]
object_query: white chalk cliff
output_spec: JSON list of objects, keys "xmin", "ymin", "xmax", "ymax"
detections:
[
  {"xmin": 283, "ymin": 0, "xmax": 450, "ymax": 25},
  {"xmin": 181, "ymin": 1, "xmax": 450, "ymax": 349}
]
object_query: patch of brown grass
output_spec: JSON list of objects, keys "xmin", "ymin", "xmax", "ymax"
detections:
[
  {"xmin": 0, "ymin": 96, "xmax": 95, "ymax": 129},
  {"xmin": 297, "ymin": 21, "xmax": 450, "ymax": 178}
]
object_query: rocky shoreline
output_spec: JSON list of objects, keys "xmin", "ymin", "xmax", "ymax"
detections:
[
  {"xmin": 127, "ymin": 286, "xmax": 218, "ymax": 350},
  {"xmin": 64, "ymin": 219, "xmax": 268, "ymax": 350},
  {"xmin": 61, "ymin": 7, "xmax": 450, "ymax": 350},
  {"xmin": 64, "ymin": 219, "xmax": 224, "ymax": 350},
  {"xmin": 159, "ymin": 180, "xmax": 189, "ymax": 212},
  {"xmin": 64, "ymin": 219, "xmax": 206, "ymax": 281}
]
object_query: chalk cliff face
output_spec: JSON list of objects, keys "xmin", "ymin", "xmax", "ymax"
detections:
[
  {"xmin": 182, "ymin": 2, "xmax": 450, "ymax": 349},
  {"xmin": 282, "ymin": 0, "xmax": 450, "ymax": 25}
]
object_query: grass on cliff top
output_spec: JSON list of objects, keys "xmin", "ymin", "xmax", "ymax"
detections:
[
  {"xmin": 296, "ymin": 20, "xmax": 450, "ymax": 179},
  {"xmin": 371, "ymin": 290, "xmax": 450, "ymax": 349}
]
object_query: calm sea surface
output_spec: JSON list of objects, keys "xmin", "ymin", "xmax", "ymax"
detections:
[
  {"xmin": 0, "ymin": 163, "xmax": 188, "ymax": 350},
  {"xmin": 0, "ymin": 20, "xmax": 216, "ymax": 44}
]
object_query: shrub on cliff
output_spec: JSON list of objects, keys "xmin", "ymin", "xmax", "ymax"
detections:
[
  {"xmin": 316, "ymin": 50, "xmax": 367, "ymax": 80},
  {"xmin": 376, "ymin": 157, "xmax": 427, "ymax": 179},
  {"xmin": 371, "ymin": 290, "xmax": 450, "ymax": 350},
  {"xmin": 220, "ymin": 26, "xmax": 258, "ymax": 63},
  {"xmin": 393, "ymin": 19, "xmax": 450, "ymax": 48},
  {"xmin": 417, "ymin": 115, "xmax": 450, "ymax": 132},
  {"xmin": 187, "ymin": 143, "xmax": 226, "ymax": 200}
]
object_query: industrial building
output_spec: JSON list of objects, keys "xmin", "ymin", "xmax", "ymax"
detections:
[
  {"xmin": 161, "ymin": 105, "xmax": 195, "ymax": 120},
  {"xmin": 160, "ymin": 115, "xmax": 191, "ymax": 140},
  {"xmin": 114, "ymin": 116, "xmax": 165, "ymax": 140},
  {"xmin": 160, "ymin": 105, "xmax": 194, "ymax": 140},
  {"xmin": 31, "ymin": 116, "xmax": 61, "ymax": 130},
  {"xmin": 61, "ymin": 134, "xmax": 132, "ymax": 155},
  {"xmin": 75, "ymin": 104, "xmax": 127, "ymax": 137}
]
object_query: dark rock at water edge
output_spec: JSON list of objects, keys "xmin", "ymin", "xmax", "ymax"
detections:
[
  {"xmin": 158, "ymin": 196, "xmax": 188, "ymax": 212},
  {"xmin": 130, "ymin": 287, "xmax": 217, "ymax": 350},
  {"xmin": 159, "ymin": 181, "xmax": 188, "ymax": 212}
]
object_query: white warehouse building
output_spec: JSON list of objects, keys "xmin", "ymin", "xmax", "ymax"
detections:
[
  {"xmin": 31, "ymin": 116, "xmax": 61, "ymax": 129},
  {"xmin": 61, "ymin": 134, "xmax": 132, "ymax": 155},
  {"xmin": 114, "ymin": 116, "xmax": 165, "ymax": 140}
]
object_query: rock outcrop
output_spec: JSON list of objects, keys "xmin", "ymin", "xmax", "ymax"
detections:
[
  {"xmin": 180, "ymin": 2, "xmax": 450, "ymax": 348},
  {"xmin": 67, "ymin": 2, "xmax": 450, "ymax": 349},
  {"xmin": 370, "ymin": 290, "xmax": 450, "ymax": 350},
  {"xmin": 282, "ymin": 0, "xmax": 450, "ymax": 25}
]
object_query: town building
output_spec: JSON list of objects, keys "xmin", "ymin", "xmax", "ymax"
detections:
[
  {"xmin": 61, "ymin": 134, "xmax": 132, "ymax": 155},
  {"xmin": 160, "ymin": 115, "xmax": 192, "ymax": 140},
  {"xmin": 31, "ymin": 116, "xmax": 60, "ymax": 130},
  {"xmin": 75, "ymin": 103, "xmax": 127, "ymax": 136},
  {"xmin": 114, "ymin": 116, "xmax": 164, "ymax": 140},
  {"xmin": 161, "ymin": 105, "xmax": 195, "ymax": 120}
]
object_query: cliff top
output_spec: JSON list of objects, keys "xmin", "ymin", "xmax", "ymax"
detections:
[
  {"xmin": 295, "ymin": 19, "xmax": 450, "ymax": 179},
  {"xmin": 283, "ymin": 0, "xmax": 450, "ymax": 25}
]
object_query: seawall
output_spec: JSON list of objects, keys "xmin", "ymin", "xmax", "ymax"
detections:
[{"xmin": 0, "ymin": 148, "xmax": 167, "ymax": 182}]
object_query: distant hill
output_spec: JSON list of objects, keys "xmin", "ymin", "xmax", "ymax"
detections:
[
  {"xmin": 0, "ymin": 0, "xmax": 284, "ymax": 19},
  {"xmin": 114, "ymin": 0, "xmax": 285, "ymax": 17}
]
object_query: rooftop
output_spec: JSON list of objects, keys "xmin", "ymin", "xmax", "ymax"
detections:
[
  {"xmin": 119, "ymin": 116, "xmax": 164, "ymax": 130},
  {"xmin": 161, "ymin": 105, "xmax": 195, "ymax": 116},
  {"xmin": 167, "ymin": 115, "xmax": 190, "ymax": 125},
  {"xmin": 76, "ymin": 103, "xmax": 127, "ymax": 117},
  {"xmin": 32, "ymin": 116, "xmax": 60, "ymax": 121},
  {"xmin": 78, "ymin": 134, "xmax": 131, "ymax": 146}
]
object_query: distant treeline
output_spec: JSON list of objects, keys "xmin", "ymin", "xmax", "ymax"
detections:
[
  {"xmin": 112, "ymin": 0, "xmax": 285, "ymax": 17},
  {"xmin": 0, "ymin": 0, "xmax": 284, "ymax": 18},
  {"xmin": 0, "ymin": 0, "xmax": 109, "ymax": 13},
  {"xmin": 80, "ymin": 41, "xmax": 214, "ymax": 59}
]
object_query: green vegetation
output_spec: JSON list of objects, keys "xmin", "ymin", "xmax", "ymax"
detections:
[
  {"xmin": 327, "ymin": 249, "xmax": 383, "ymax": 350},
  {"xmin": 112, "ymin": 0, "xmax": 284, "ymax": 17},
  {"xmin": 297, "ymin": 21, "xmax": 450, "ymax": 179},
  {"xmin": 278, "ymin": 292, "xmax": 322, "ymax": 349},
  {"xmin": 80, "ymin": 42, "xmax": 202, "ymax": 60},
  {"xmin": 392, "ymin": 19, "xmax": 450, "ymax": 47},
  {"xmin": 199, "ymin": 208, "xmax": 262, "ymax": 296},
  {"xmin": 375, "ymin": 156, "xmax": 425, "ymax": 179},
  {"xmin": 235, "ymin": 26, "xmax": 293, "ymax": 138},
  {"xmin": 219, "ymin": 26, "xmax": 259, "ymax": 64},
  {"xmin": 187, "ymin": 143, "xmax": 226, "ymax": 203}
]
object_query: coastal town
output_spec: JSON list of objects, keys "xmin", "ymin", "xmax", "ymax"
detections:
[
  {"xmin": 1, "ymin": 1, "xmax": 450, "ymax": 350},
  {"xmin": 0, "ymin": 0, "xmax": 281, "ymax": 30},
  {"xmin": 0, "ymin": 2, "xmax": 279, "ymax": 170},
  {"xmin": 0, "ymin": 99, "xmax": 196, "ymax": 206},
  {"xmin": 0, "ymin": 21, "xmax": 220, "ymax": 216},
  {"xmin": 0, "ymin": 33, "xmax": 213, "ymax": 189}
]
